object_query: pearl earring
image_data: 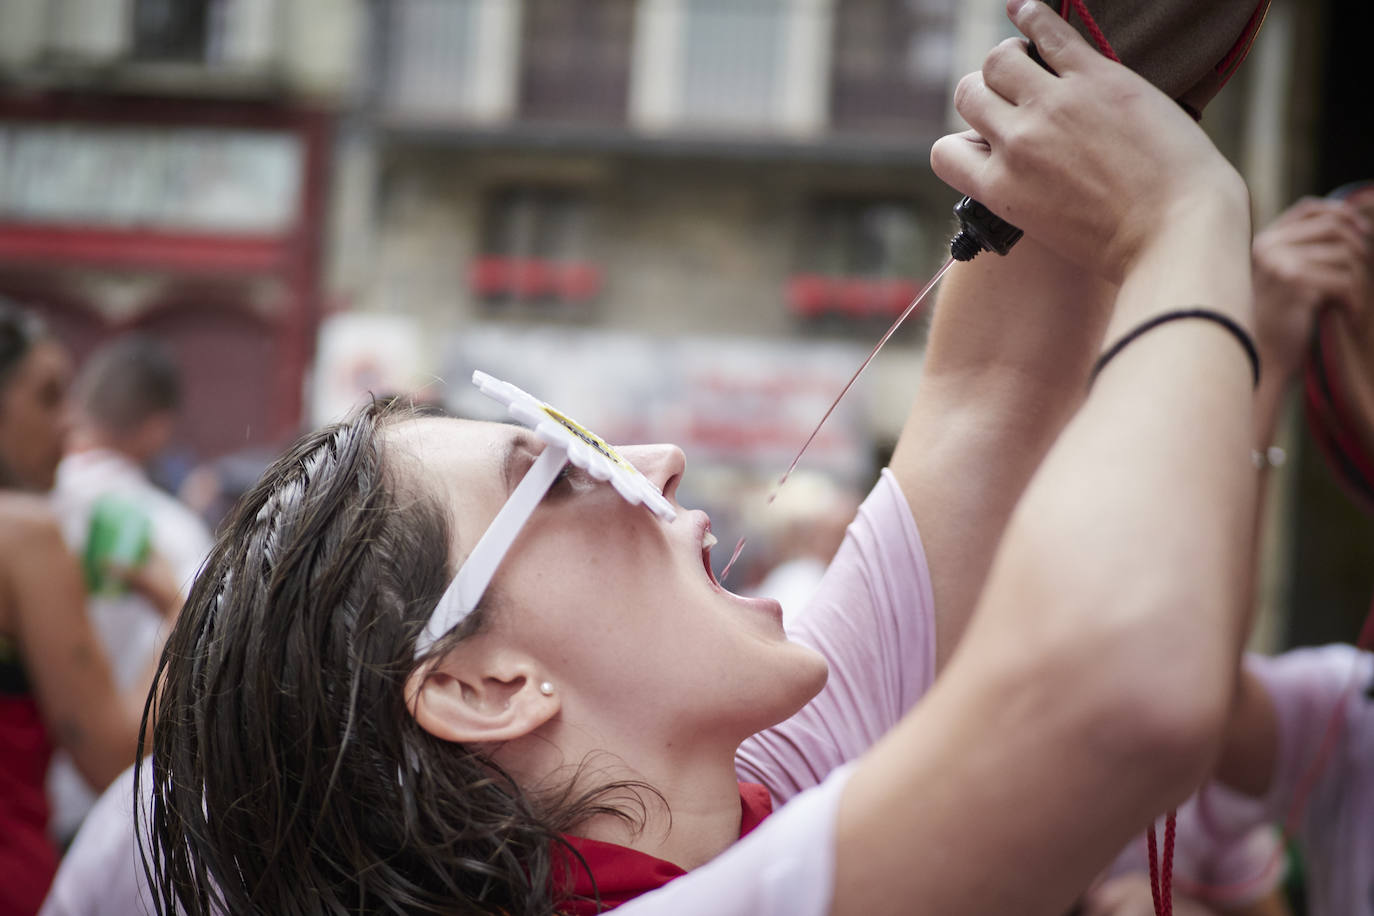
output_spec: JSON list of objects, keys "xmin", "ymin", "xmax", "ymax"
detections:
[{"xmin": 539, "ymin": 681, "xmax": 554, "ymax": 696}]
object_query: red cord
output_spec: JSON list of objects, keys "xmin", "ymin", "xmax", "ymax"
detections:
[
  {"xmin": 1059, "ymin": 0, "xmax": 1123, "ymax": 62},
  {"xmin": 1162, "ymin": 812, "xmax": 1176, "ymax": 911},
  {"xmin": 1146, "ymin": 812, "xmax": 1177, "ymax": 916}
]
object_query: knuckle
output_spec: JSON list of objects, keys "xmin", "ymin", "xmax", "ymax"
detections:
[
  {"xmin": 984, "ymin": 37, "xmax": 1024, "ymax": 73},
  {"xmin": 998, "ymin": 124, "xmax": 1038, "ymax": 168},
  {"xmin": 953, "ymin": 72, "xmax": 982, "ymax": 111}
]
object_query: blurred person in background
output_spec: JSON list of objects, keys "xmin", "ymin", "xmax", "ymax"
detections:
[
  {"xmin": 1084, "ymin": 192, "xmax": 1372, "ymax": 916},
  {"xmin": 176, "ymin": 446, "xmax": 282, "ymax": 534},
  {"xmin": 747, "ymin": 472, "xmax": 862, "ymax": 629},
  {"xmin": 0, "ymin": 301, "xmax": 180, "ymax": 914},
  {"xmin": 46, "ymin": 335, "xmax": 212, "ymax": 845}
]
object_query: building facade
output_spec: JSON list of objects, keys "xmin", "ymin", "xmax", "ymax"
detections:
[
  {"xmin": 338, "ymin": 0, "xmax": 963, "ymax": 453},
  {"xmin": 0, "ymin": 0, "xmax": 361, "ymax": 463}
]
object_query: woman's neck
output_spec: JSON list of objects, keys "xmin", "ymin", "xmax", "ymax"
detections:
[
  {"xmin": 571, "ymin": 748, "xmax": 745, "ymax": 871},
  {"xmin": 501, "ymin": 722, "xmax": 749, "ymax": 872}
]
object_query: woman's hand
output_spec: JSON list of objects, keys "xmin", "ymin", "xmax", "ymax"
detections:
[
  {"xmin": 931, "ymin": 0, "xmax": 1247, "ymax": 283},
  {"xmin": 109, "ymin": 551, "xmax": 184, "ymax": 621},
  {"xmin": 1252, "ymin": 197, "xmax": 1372, "ymax": 385},
  {"xmin": 1079, "ymin": 875, "xmax": 1223, "ymax": 916},
  {"xmin": 1079, "ymin": 873, "xmax": 1289, "ymax": 916}
]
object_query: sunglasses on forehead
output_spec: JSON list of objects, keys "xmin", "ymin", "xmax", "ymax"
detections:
[{"xmin": 414, "ymin": 371, "xmax": 677, "ymax": 659}]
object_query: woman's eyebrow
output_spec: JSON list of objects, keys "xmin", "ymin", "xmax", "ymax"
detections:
[{"xmin": 501, "ymin": 432, "xmax": 541, "ymax": 494}]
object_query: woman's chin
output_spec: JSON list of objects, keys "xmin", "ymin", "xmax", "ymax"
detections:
[{"xmin": 761, "ymin": 642, "xmax": 830, "ymax": 725}]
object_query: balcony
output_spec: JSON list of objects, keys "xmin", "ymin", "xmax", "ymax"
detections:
[
  {"xmin": 0, "ymin": 0, "xmax": 363, "ymax": 101},
  {"xmin": 376, "ymin": 0, "xmax": 955, "ymax": 164}
]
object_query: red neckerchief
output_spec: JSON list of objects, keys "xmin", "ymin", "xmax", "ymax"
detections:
[{"xmin": 554, "ymin": 782, "xmax": 773, "ymax": 914}]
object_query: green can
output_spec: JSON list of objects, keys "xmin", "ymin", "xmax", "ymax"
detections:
[{"xmin": 82, "ymin": 494, "xmax": 152, "ymax": 596}]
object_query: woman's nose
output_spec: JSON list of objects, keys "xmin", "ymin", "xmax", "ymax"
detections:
[{"xmin": 622, "ymin": 444, "xmax": 686, "ymax": 502}]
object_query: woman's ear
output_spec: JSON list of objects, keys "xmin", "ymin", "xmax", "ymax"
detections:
[{"xmin": 404, "ymin": 639, "xmax": 559, "ymax": 745}]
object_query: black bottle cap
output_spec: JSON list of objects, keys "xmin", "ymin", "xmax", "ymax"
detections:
[{"xmin": 949, "ymin": 196, "xmax": 1024, "ymax": 261}]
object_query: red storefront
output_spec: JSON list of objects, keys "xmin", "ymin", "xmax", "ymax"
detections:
[{"xmin": 0, "ymin": 93, "xmax": 331, "ymax": 465}]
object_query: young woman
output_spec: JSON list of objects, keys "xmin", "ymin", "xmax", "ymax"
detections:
[
  {"xmin": 0, "ymin": 303, "xmax": 181, "ymax": 913},
  {"xmin": 140, "ymin": 3, "xmax": 1261, "ymax": 914}
]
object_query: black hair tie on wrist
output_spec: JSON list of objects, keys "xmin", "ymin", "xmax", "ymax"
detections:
[{"xmin": 1090, "ymin": 308, "xmax": 1261, "ymax": 389}]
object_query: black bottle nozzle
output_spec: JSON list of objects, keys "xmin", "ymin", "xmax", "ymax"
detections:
[{"xmin": 949, "ymin": 196, "xmax": 1024, "ymax": 262}]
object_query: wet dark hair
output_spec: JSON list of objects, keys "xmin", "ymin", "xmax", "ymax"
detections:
[
  {"xmin": 0, "ymin": 297, "xmax": 49, "ymax": 391},
  {"xmin": 74, "ymin": 334, "xmax": 181, "ymax": 434},
  {"xmin": 138, "ymin": 402, "xmax": 649, "ymax": 915}
]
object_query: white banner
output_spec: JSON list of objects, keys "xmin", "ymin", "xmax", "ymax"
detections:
[
  {"xmin": 0, "ymin": 123, "xmax": 303, "ymax": 234},
  {"xmin": 442, "ymin": 324, "xmax": 874, "ymax": 482}
]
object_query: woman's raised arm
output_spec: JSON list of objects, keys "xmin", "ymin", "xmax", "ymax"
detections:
[
  {"xmin": 3, "ymin": 499, "xmax": 162, "ymax": 790},
  {"xmin": 834, "ymin": 2, "xmax": 1256, "ymax": 912},
  {"xmin": 891, "ymin": 227, "xmax": 1116, "ymax": 672}
]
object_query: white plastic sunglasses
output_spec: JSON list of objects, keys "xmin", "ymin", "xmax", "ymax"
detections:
[{"xmin": 413, "ymin": 371, "xmax": 676, "ymax": 658}]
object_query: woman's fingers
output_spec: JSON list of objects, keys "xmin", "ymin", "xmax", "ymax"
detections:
[
  {"xmin": 952, "ymin": 70, "xmax": 1018, "ymax": 144},
  {"xmin": 1280, "ymin": 202, "xmax": 1373, "ymax": 251},
  {"xmin": 1006, "ymin": 0, "xmax": 1098, "ymax": 75},
  {"xmin": 931, "ymin": 0, "xmax": 1242, "ymax": 278},
  {"xmin": 930, "ymin": 129, "xmax": 995, "ymax": 199},
  {"xmin": 982, "ymin": 37, "xmax": 1055, "ymax": 105}
]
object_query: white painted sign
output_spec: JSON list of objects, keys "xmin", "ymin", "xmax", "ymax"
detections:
[
  {"xmin": 0, "ymin": 123, "xmax": 303, "ymax": 233},
  {"xmin": 442, "ymin": 324, "xmax": 874, "ymax": 482},
  {"xmin": 311, "ymin": 313, "xmax": 431, "ymax": 426}
]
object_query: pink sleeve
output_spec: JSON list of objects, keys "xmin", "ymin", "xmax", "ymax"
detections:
[
  {"xmin": 735, "ymin": 469, "xmax": 936, "ymax": 803},
  {"xmin": 1249, "ymin": 644, "xmax": 1370, "ymax": 826},
  {"xmin": 1101, "ymin": 646, "xmax": 1371, "ymax": 910},
  {"xmin": 1103, "ymin": 790, "xmax": 1285, "ymax": 908}
]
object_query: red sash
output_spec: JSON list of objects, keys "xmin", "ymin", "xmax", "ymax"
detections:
[{"xmin": 555, "ymin": 782, "xmax": 773, "ymax": 914}]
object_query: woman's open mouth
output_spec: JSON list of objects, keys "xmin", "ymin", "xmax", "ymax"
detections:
[{"xmin": 701, "ymin": 528, "xmax": 720, "ymax": 587}]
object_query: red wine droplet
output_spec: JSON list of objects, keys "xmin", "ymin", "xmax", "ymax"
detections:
[
  {"xmin": 766, "ymin": 256, "xmax": 956, "ymax": 504},
  {"xmin": 719, "ymin": 536, "xmax": 748, "ymax": 584}
]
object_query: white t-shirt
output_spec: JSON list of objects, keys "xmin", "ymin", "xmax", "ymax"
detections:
[
  {"xmin": 39, "ymin": 763, "xmax": 153, "ymax": 916},
  {"xmin": 47, "ymin": 450, "xmax": 213, "ymax": 839},
  {"xmin": 43, "ymin": 470, "xmax": 936, "ymax": 916}
]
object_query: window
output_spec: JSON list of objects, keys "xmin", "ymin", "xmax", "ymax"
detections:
[
  {"xmin": 132, "ymin": 0, "xmax": 210, "ymax": 61},
  {"xmin": 470, "ymin": 188, "xmax": 601, "ymax": 306},
  {"xmin": 519, "ymin": 0, "xmax": 635, "ymax": 124},
  {"xmin": 630, "ymin": 0, "xmax": 834, "ymax": 136},
  {"xmin": 830, "ymin": 0, "xmax": 958, "ymax": 134},
  {"xmin": 383, "ymin": 0, "xmax": 523, "ymax": 123},
  {"xmin": 790, "ymin": 198, "xmax": 930, "ymax": 319},
  {"xmin": 127, "ymin": 0, "xmax": 278, "ymax": 68}
]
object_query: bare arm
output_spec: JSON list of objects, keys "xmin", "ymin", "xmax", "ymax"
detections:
[
  {"xmin": 1225, "ymin": 892, "xmax": 1294, "ymax": 916},
  {"xmin": 891, "ymin": 237, "xmax": 1115, "ymax": 670},
  {"xmin": 1212, "ymin": 199, "xmax": 1371, "ymax": 799},
  {"xmin": 3, "ymin": 502, "xmax": 156, "ymax": 790},
  {"xmin": 831, "ymin": 4, "xmax": 1256, "ymax": 913},
  {"xmin": 1081, "ymin": 873, "xmax": 1292, "ymax": 916},
  {"xmin": 1209, "ymin": 668, "xmax": 1280, "ymax": 800}
]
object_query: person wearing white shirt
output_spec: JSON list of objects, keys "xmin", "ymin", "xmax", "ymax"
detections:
[{"xmin": 46, "ymin": 336, "xmax": 212, "ymax": 843}]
